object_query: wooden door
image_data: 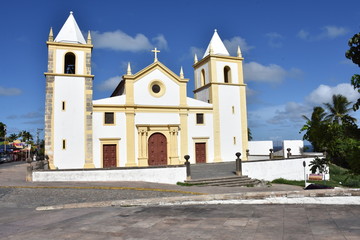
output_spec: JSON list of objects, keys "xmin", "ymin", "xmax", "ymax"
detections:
[
  {"xmin": 195, "ymin": 143, "xmax": 206, "ymax": 163},
  {"xmin": 103, "ymin": 144, "xmax": 117, "ymax": 168},
  {"xmin": 148, "ymin": 133, "xmax": 167, "ymax": 166}
]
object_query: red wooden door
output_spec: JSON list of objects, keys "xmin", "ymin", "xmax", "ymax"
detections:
[
  {"xmin": 148, "ymin": 133, "xmax": 167, "ymax": 166},
  {"xmin": 195, "ymin": 143, "xmax": 206, "ymax": 163},
  {"xmin": 103, "ymin": 144, "xmax": 117, "ymax": 168}
]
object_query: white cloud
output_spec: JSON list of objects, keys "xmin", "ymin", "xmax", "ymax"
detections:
[
  {"xmin": 297, "ymin": 29, "xmax": 309, "ymax": 40},
  {"xmin": 152, "ymin": 34, "xmax": 168, "ymax": 50},
  {"xmin": 223, "ymin": 36, "xmax": 254, "ymax": 55},
  {"xmin": 267, "ymin": 102, "xmax": 310, "ymax": 124},
  {"xmin": 322, "ymin": 26, "xmax": 348, "ymax": 39},
  {"xmin": 297, "ymin": 26, "xmax": 348, "ymax": 41},
  {"xmin": 0, "ymin": 86, "xmax": 21, "ymax": 96},
  {"xmin": 244, "ymin": 62, "xmax": 287, "ymax": 83},
  {"xmin": 306, "ymin": 83, "xmax": 360, "ymax": 105},
  {"xmin": 97, "ymin": 76, "xmax": 121, "ymax": 91},
  {"xmin": 189, "ymin": 46, "xmax": 205, "ymax": 60},
  {"xmin": 266, "ymin": 32, "xmax": 283, "ymax": 48},
  {"xmin": 92, "ymin": 30, "xmax": 167, "ymax": 52}
]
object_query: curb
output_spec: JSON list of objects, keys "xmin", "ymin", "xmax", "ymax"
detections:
[{"xmin": 36, "ymin": 188, "xmax": 360, "ymax": 211}]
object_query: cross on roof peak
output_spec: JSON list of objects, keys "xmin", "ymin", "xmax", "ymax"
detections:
[{"xmin": 151, "ymin": 48, "xmax": 160, "ymax": 62}]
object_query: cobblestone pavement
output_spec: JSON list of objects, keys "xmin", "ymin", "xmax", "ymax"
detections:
[{"xmin": 1, "ymin": 204, "xmax": 360, "ymax": 240}]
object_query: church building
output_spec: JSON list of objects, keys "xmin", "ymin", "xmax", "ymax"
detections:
[{"xmin": 44, "ymin": 12, "xmax": 249, "ymax": 169}]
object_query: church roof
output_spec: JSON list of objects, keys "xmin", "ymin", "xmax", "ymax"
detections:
[
  {"xmin": 202, "ymin": 29, "xmax": 230, "ymax": 58},
  {"xmin": 54, "ymin": 11, "xmax": 86, "ymax": 44}
]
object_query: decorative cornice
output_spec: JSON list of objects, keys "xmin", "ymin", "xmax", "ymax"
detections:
[
  {"xmin": 46, "ymin": 41, "xmax": 93, "ymax": 49},
  {"xmin": 44, "ymin": 72, "xmax": 94, "ymax": 78}
]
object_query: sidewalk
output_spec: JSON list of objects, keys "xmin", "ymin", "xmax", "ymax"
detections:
[{"xmin": 1, "ymin": 161, "xmax": 360, "ymax": 211}]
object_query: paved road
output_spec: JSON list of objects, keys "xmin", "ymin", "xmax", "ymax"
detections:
[
  {"xmin": 1, "ymin": 161, "xmax": 360, "ymax": 239},
  {"xmin": 2, "ymin": 204, "xmax": 360, "ymax": 240}
]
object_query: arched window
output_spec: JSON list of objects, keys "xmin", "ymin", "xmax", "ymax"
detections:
[
  {"xmin": 200, "ymin": 69, "xmax": 205, "ymax": 86},
  {"xmin": 224, "ymin": 66, "xmax": 231, "ymax": 83},
  {"xmin": 64, "ymin": 52, "xmax": 76, "ymax": 74}
]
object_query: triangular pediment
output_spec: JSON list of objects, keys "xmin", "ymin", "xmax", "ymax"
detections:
[{"xmin": 125, "ymin": 61, "xmax": 189, "ymax": 84}]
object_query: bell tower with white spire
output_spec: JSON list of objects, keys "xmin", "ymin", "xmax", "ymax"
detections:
[
  {"xmin": 193, "ymin": 30, "xmax": 248, "ymax": 161},
  {"xmin": 44, "ymin": 11, "xmax": 94, "ymax": 169}
]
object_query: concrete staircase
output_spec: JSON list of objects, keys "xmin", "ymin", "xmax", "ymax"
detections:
[{"xmin": 184, "ymin": 175, "xmax": 261, "ymax": 187}]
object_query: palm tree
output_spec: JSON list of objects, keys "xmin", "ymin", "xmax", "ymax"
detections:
[
  {"xmin": 324, "ymin": 94, "xmax": 357, "ymax": 125},
  {"xmin": 19, "ymin": 130, "xmax": 33, "ymax": 143},
  {"xmin": 7, "ymin": 133, "xmax": 18, "ymax": 142},
  {"xmin": 300, "ymin": 106, "xmax": 327, "ymax": 151}
]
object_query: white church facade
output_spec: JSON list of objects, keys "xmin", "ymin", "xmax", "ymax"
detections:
[{"xmin": 44, "ymin": 12, "xmax": 249, "ymax": 169}]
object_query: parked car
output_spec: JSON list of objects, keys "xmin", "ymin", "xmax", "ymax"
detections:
[{"xmin": 0, "ymin": 155, "xmax": 11, "ymax": 163}]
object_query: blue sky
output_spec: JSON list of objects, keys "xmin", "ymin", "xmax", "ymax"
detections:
[{"xmin": 1, "ymin": 0, "xmax": 360, "ymax": 142}]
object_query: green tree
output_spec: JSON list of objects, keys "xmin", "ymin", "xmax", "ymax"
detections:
[
  {"xmin": 0, "ymin": 122, "xmax": 6, "ymax": 139},
  {"xmin": 345, "ymin": 32, "xmax": 360, "ymax": 110},
  {"xmin": 323, "ymin": 94, "xmax": 357, "ymax": 125},
  {"xmin": 19, "ymin": 130, "xmax": 33, "ymax": 143},
  {"xmin": 7, "ymin": 133, "xmax": 18, "ymax": 142},
  {"xmin": 300, "ymin": 106, "xmax": 327, "ymax": 151},
  {"xmin": 248, "ymin": 128, "xmax": 253, "ymax": 141},
  {"xmin": 300, "ymin": 95, "xmax": 360, "ymax": 169}
]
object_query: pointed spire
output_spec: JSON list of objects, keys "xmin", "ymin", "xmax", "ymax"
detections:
[
  {"xmin": 194, "ymin": 54, "xmax": 198, "ymax": 64},
  {"xmin": 237, "ymin": 46, "xmax": 242, "ymax": 57},
  {"xmin": 127, "ymin": 62, "xmax": 132, "ymax": 75},
  {"xmin": 202, "ymin": 29, "xmax": 230, "ymax": 58},
  {"xmin": 180, "ymin": 67, "xmax": 184, "ymax": 79},
  {"xmin": 87, "ymin": 31, "xmax": 92, "ymax": 44},
  {"xmin": 48, "ymin": 27, "xmax": 54, "ymax": 42},
  {"xmin": 209, "ymin": 44, "xmax": 214, "ymax": 55},
  {"xmin": 54, "ymin": 11, "xmax": 86, "ymax": 44}
]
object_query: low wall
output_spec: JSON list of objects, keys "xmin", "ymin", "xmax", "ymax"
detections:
[
  {"xmin": 243, "ymin": 157, "xmax": 329, "ymax": 181},
  {"xmin": 32, "ymin": 165, "xmax": 186, "ymax": 185},
  {"xmin": 248, "ymin": 141, "xmax": 273, "ymax": 155}
]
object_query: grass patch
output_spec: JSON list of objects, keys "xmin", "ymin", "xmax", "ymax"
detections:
[
  {"xmin": 176, "ymin": 182, "xmax": 206, "ymax": 186},
  {"xmin": 272, "ymin": 164, "xmax": 360, "ymax": 188}
]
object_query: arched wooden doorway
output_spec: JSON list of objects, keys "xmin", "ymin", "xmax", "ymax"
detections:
[{"xmin": 148, "ymin": 133, "xmax": 167, "ymax": 166}]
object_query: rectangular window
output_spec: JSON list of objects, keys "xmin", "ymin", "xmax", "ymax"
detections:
[
  {"xmin": 233, "ymin": 137, "xmax": 236, "ymax": 145},
  {"xmin": 232, "ymin": 106, "xmax": 235, "ymax": 114},
  {"xmin": 196, "ymin": 113, "xmax": 204, "ymax": 124},
  {"xmin": 62, "ymin": 139, "xmax": 66, "ymax": 150},
  {"xmin": 104, "ymin": 112, "xmax": 115, "ymax": 125},
  {"xmin": 62, "ymin": 101, "xmax": 66, "ymax": 111}
]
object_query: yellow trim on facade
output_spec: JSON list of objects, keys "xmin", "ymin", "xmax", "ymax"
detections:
[
  {"xmin": 179, "ymin": 110, "xmax": 188, "ymax": 162},
  {"xmin": 240, "ymin": 86, "xmax": 249, "ymax": 161},
  {"xmin": 47, "ymin": 41, "xmax": 93, "ymax": 49},
  {"xmin": 125, "ymin": 109, "xmax": 136, "ymax": 166},
  {"xmin": 93, "ymin": 105, "xmax": 213, "ymax": 112},
  {"xmin": 44, "ymin": 72, "xmax": 94, "ymax": 78}
]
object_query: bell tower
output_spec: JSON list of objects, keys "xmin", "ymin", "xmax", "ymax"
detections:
[
  {"xmin": 193, "ymin": 30, "xmax": 248, "ymax": 161},
  {"xmin": 44, "ymin": 12, "xmax": 94, "ymax": 169}
]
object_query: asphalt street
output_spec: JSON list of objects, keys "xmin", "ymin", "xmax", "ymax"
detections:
[{"xmin": 0, "ymin": 161, "xmax": 360, "ymax": 239}]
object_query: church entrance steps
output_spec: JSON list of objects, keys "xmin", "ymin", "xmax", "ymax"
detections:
[{"xmin": 184, "ymin": 175, "xmax": 261, "ymax": 187}]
